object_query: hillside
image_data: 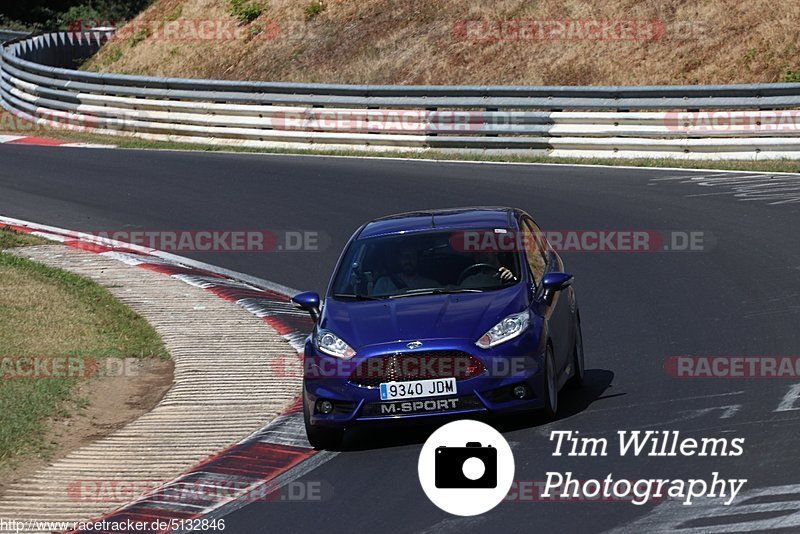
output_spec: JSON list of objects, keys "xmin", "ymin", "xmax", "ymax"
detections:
[{"xmin": 84, "ymin": 0, "xmax": 800, "ymax": 86}]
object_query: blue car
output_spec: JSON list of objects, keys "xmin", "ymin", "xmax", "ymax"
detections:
[{"xmin": 292, "ymin": 207, "xmax": 584, "ymax": 449}]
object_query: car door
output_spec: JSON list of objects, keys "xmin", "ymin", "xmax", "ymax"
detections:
[{"xmin": 521, "ymin": 217, "xmax": 572, "ymax": 377}]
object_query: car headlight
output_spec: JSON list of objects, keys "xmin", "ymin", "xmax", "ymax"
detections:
[
  {"xmin": 476, "ymin": 311, "xmax": 530, "ymax": 349},
  {"xmin": 315, "ymin": 329, "xmax": 356, "ymax": 359}
]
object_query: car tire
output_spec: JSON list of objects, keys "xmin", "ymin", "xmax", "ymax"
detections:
[
  {"xmin": 303, "ymin": 398, "xmax": 345, "ymax": 450},
  {"xmin": 568, "ymin": 316, "xmax": 585, "ymax": 388},
  {"xmin": 541, "ymin": 345, "xmax": 558, "ymax": 420}
]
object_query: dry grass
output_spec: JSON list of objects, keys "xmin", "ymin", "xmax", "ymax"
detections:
[
  {"xmin": 0, "ymin": 254, "xmax": 167, "ymax": 359},
  {"xmin": 0, "ymin": 233, "xmax": 168, "ymax": 466},
  {"xmin": 83, "ymin": 0, "xmax": 800, "ymax": 85},
  {"xmin": 1, "ymin": 263, "xmax": 117, "ymax": 357}
]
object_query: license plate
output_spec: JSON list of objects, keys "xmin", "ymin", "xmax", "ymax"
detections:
[{"xmin": 379, "ymin": 377, "xmax": 457, "ymax": 401}]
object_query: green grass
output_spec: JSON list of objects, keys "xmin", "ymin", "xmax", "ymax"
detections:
[
  {"xmin": 0, "ymin": 377, "xmax": 77, "ymax": 461},
  {"xmin": 0, "ymin": 253, "xmax": 169, "ymax": 358},
  {"xmin": 0, "ymin": 226, "xmax": 47, "ymax": 249},
  {"xmin": 784, "ymin": 70, "xmax": 800, "ymax": 83},
  {"xmin": 229, "ymin": 0, "xmax": 263, "ymax": 25},
  {"xmin": 247, "ymin": 24, "xmax": 264, "ymax": 41},
  {"xmin": 166, "ymin": 6, "xmax": 183, "ymax": 23},
  {"xmin": 130, "ymin": 28, "xmax": 150, "ymax": 48},
  {"xmin": 0, "ymin": 245, "xmax": 167, "ymax": 465},
  {"xmin": 104, "ymin": 48, "xmax": 123, "ymax": 65},
  {"xmin": 304, "ymin": 0, "xmax": 326, "ymax": 20}
]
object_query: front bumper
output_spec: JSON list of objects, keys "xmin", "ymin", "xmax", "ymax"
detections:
[{"xmin": 303, "ymin": 330, "xmax": 546, "ymax": 428}]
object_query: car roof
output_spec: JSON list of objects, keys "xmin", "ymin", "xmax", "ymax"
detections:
[{"xmin": 358, "ymin": 207, "xmax": 521, "ymax": 239}]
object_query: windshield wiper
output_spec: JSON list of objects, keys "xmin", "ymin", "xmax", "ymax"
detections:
[
  {"xmin": 332, "ymin": 293, "xmax": 385, "ymax": 301},
  {"xmin": 388, "ymin": 288, "xmax": 484, "ymax": 298}
]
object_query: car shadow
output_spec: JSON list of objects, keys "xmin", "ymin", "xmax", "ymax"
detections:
[
  {"xmin": 334, "ymin": 368, "xmax": 615, "ymax": 452},
  {"xmin": 494, "ymin": 368, "xmax": 616, "ymax": 432}
]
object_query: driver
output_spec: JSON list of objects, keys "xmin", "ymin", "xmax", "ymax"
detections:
[
  {"xmin": 461, "ymin": 251, "xmax": 516, "ymax": 288},
  {"xmin": 373, "ymin": 245, "xmax": 438, "ymax": 294}
]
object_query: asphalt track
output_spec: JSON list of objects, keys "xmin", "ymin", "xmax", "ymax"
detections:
[{"xmin": 1, "ymin": 146, "xmax": 799, "ymax": 533}]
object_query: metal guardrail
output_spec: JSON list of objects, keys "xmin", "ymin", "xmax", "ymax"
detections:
[
  {"xmin": 3, "ymin": 31, "xmax": 800, "ymax": 159},
  {"xmin": 0, "ymin": 29, "xmax": 29, "ymax": 44}
]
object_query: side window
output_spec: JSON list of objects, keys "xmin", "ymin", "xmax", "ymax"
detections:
[{"xmin": 521, "ymin": 218, "xmax": 547, "ymax": 285}]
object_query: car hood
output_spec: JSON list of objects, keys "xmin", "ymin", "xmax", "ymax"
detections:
[{"xmin": 320, "ymin": 285, "xmax": 529, "ymax": 350}]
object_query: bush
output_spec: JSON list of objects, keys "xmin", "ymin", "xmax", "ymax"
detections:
[
  {"xmin": 3, "ymin": 0, "xmax": 155, "ymax": 31},
  {"xmin": 784, "ymin": 70, "xmax": 800, "ymax": 83},
  {"xmin": 0, "ymin": 15, "xmax": 40, "ymax": 33},
  {"xmin": 56, "ymin": 5, "xmax": 101, "ymax": 30}
]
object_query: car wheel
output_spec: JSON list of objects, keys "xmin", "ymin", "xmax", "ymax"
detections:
[
  {"xmin": 568, "ymin": 316, "xmax": 585, "ymax": 387},
  {"xmin": 303, "ymin": 398, "xmax": 345, "ymax": 450},
  {"xmin": 541, "ymin": 345, "xmax": 558, "ymax": 420}
]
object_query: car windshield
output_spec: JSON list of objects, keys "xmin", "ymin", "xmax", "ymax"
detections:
[{"xmin": 330, "ymin": 229, "xmax": 521, "ymax": 299}]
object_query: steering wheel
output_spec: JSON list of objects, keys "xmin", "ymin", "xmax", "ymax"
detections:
[{"xmin": 456, "ymin": 263, "xmax": 497, "ymax": 285}]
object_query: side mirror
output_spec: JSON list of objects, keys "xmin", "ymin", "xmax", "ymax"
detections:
[
  {"xmin": 541, "ymin": 272, "xmax": 573, "ymax": 292},
  {"xmin": 292, "ymin": 291, "xmax": 321, "ymax": 322},
  {"xmin": 540, "ymin": 272, "xmax": 573, "ymax": 305}
]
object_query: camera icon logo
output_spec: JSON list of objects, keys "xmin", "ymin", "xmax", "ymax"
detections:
[
  {"xmin": 435, "ymin": 442, "xmax": 497, "ymax": 489},
  {"xmin": 419, "ymin": 420, "xmax": 515, "ymax": 516}
]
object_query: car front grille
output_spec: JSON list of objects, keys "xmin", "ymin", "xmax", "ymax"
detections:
[{"xmin": 348, "ymin": 351, "xmax": 486, "ymax": 388}]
